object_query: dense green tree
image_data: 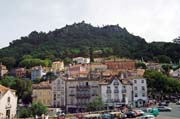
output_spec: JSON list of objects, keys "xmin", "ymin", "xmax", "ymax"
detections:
[
  {"xmin": 135, "ymin": 62, "xmax": 146, "ymax": 69},
  {"xmin": 0, "ymin": 76, "xmax": 16, "ymax": 88},
  {"xmin": 144, "ymin": 70, "xmax": 180, "ymax": 98},
  {"xmin": 0, "ymin": 57, "xmax": 16, "ymax": 69},
  {"xmin": 161, "ymin": 64, "xmax": 172, "ymax": 76},
  {"xmin": 31, "ymin": 102, "xmax": 48, "ymax": 117},
  {"xmin": 157, "ymin": 55, "xmax": 171, "ymax": 63},
  {"xmin": 0, "ymin": 76, "xmax": 32, "ymax": 104},
  {"xmin": 19, "ymin": 107, "xmax": 31, "ymax": 118},
  {"xmin": 86, "ymin": 96, "xmax": 105, "ymax": 111}
]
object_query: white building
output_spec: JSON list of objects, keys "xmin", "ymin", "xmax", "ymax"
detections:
[
  {"xmin": 170, "ymin": 68, "xmax": 180, "ymax": 78},
  {"xmin": 31, "ymin": 66, "xmax": 46, "ymax": 80},
  {"xmin": 0, "ymin": 85, "xmax": 17, "ymax": 119},
  {"xmin": 131, "ymin": 77, "xmax": 148, "ymax": 107},
  {"xmin": 73, "ymin": 57, "xmax": 90, "ymax": 64},
  {"xmin": 52, "ymin": 77, "xmax": 66, "ymax": 110},
  {"xmin": 99, "ymin": 77, "xmax": 132, "ymax": 109}
]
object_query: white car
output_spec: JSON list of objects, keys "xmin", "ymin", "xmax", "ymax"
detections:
[
  {"xmin": 139, "ymin": 114, "xmax": 155, "ymax": 119},
  {"xmin": 157, "ymin": 106, "xmax": 172, "ymax": 111}
]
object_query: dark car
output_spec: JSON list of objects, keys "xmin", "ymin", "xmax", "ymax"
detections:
[{"xmin": 125, "ymin": 111, "xmax": 136, "ymax": 118}]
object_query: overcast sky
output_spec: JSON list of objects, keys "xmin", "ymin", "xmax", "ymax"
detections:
[{"xmin": 0, "ymin": 0, "xmax": 180, "ymax": 48}]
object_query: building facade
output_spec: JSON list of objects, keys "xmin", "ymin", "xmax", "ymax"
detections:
[
  {"xmin": 104, "ymin": 60, "xmax": 135, "ymax": 70},
  {"xmin": 51, "ymin": 61, "xmax": 64, "ymax": 72},
  {"xmin": 73, "ymin": 57, "xmax": 90, "ymax": 64},
  {"xmin": 65, "ymin": 79, "xmax": 100, "ymax": 113},
  {"xmin": 31, "ymin": 66, "xmax": 46, "ymax": 80},
  {"xmin": 32, "ymin": 81, "xmax": 52, "ymax": 107},
  {"xmin": 131, "ymin": 77, "xmax": 148, "ymax": 107},
  {"xmin": 100, "ymin": 77, "xmax": 132, "ymax": 109},
  {"xmin": 16, "ymin": 68, "xmax": 26, "ymax": 78},
  {"xmin": 0, "ymin": 85, "xmax": 17, "ymax": 119},
  {"xmin": 52, "ymin": 77, "xmax": 65, "ymax": 110}
]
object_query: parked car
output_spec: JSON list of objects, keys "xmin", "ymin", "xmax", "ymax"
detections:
[
  {"xmin": 157, "ymin": 106, "xmax": 172, "ymax": 111},
  {"xmin": 125, "ymin": 111, "xmax": 136, "ymax": 118},
  {"xmin": 141, "ymin": 108, "xmax": 159, "ymax": 117},
  {"xmin": 134, "ymin": 110, "xmax": 144, "ymax": 116},
  {"xmin": 139, "ymin": 114, "xmax": 155, "ymax": 119},
  {"xmin": 176, "ymin": 100, "xmax": 180, "ymax": 105}
]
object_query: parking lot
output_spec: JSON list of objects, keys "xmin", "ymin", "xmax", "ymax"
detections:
[
  {"xmin": 156, "ymin": 103, "xmax": 180, "ymax": 119},
  {"xmin": 129, "ymin": 103, "xmax": 180, "ymax": 119}
]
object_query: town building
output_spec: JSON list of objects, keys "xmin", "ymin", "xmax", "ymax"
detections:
[
  {"xmin": 16, "ymin": 68, "xmax": 26, "ymax": 78},
  {"xmin": 73, "ymin": 57, "xmax": 90, "ymax": 64},
  {"xmin": 65, "ymin": 78, "xmax": 100, "ymax": 113},
  {"xmin": 0, "ymin": 85, "xmax": 17, "ymax": 119},
  {"xmin": 104, "ymin": 60, "xmax": 135, "ymax": 70},
  {"xmin": 146, "ymin": 63, "xmax": 162, "ymax": 71},
  {"xmin": 51, "ymin": 61, "xmax": 64, "ymax": 72},
  {"xmin": 170, "ymin": 68, "xmax": 180, "ymax": 78},
  {"xmin": 131, "ymin": 77, "xmax": 148, "ymax": 107},
  {"xmin": 99, "ymin": 77, "xmax": 132, "ymax": 109},
  {"xmin": 52, "ymin": 77, "xmax": 65, "ymax": 110},
  {"xmin": 31, "ymin": 66, "xmax": 46, "ymax": 80},
  {"xmin": 68, "ymin": 64, "xmax": 88, "ymax": 78},
  {"xmin": 32, "ymin": 81, "xmax": 52, "ymax": 107},
  {"xmin": 0, "ymin": 63, "xmax": 8, "ymax": 78}
]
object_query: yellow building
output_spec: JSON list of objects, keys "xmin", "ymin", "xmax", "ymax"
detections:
[
  {"xmin": 51, "ymin": 61, "xmax": 64, "ymax": 72},
  {"xmin": 32, "ymin": 81, "xmax": 52, "ymax": 107}
]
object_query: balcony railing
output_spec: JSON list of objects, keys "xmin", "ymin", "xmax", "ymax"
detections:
[
  {"xmin": 122, "ymin": 89, "xmax": 126, "ymax": 93},
  {"xmin": 114, "ymin": 90, "xmax": 119, "ymax": 93},
  {"xmin": 106, "ymin": 90, "xmax": 112, "ymax": 93},
  {"xmin": 76, "ymin": 94, "xmax": 91, "ymax": 98},
  {"xmin": 76, "ymin": 86, "xmax": 90, "ymax": 90},
  {"xmin": 69, "ymin": 94, "xmax": 75, "ymax": 96}
]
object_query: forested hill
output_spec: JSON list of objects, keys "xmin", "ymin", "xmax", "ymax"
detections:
[{"xmin": 0, "ymin": 21, "xmax": 180, "ymax": 68}]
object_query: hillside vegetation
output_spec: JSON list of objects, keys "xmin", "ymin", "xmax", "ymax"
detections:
[{"xmin": 0, "ymin": 21, "xmax": 180, "ymax": 68}]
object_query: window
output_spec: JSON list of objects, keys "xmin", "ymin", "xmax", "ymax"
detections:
[
  {"xmin": 141, "ymin": 80, "xmax": 144, "ymax": 83},
  {"xmin": 135, "ymin": 93, "xmax": 138, "ymax": 97},
  {"xmin": 142, "ymin": 86, "xmax": 145, "ymax": 90},
  {"xmin": 134, "ymin": 80, "xmax": 137, "ymax": 83},
  {"xmin": 134, "ymin": 86, "xmax": 137, "ymax": 90},
  {"xmin": 7, "ymin": 97, "xmax": 10, "ymax": 103},
  {"xmin": 142, "ymin": 93, "xmax": 145, "ymax": 97}
]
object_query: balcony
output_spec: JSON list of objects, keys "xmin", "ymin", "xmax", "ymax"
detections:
[
  {"xmin": 76, "ymin": 86, "xmax": 90, "ymax": 90},
  {"xmin": 114, "ymin": 90, "xmax": 119, "ymax": 93},
  {"xmin": 69, "ymin": 93, "xmax": 75, "ymax": 96},
  {"xmin": 106, "ymin": 90, "xmax": 112, "ymax": 93},
  {"xmin": 122, "ymin": 89, "xmax": 126, "ymax": 93},
  {"xmin": 76, "ymin": 94, "xmax": 91, "ymax": 98},
  {"xmin": 114, "ymin": 99, "xmax": 120, "ymax": 102}
]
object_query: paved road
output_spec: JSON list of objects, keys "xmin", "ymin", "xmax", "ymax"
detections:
[
  {"xmin": 128, "ymin": 103, "xmax": 180, "ymax": 119},
  {"xmin": 156, "ymin": 103, "xmax": 180, "ymax": 119}
]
